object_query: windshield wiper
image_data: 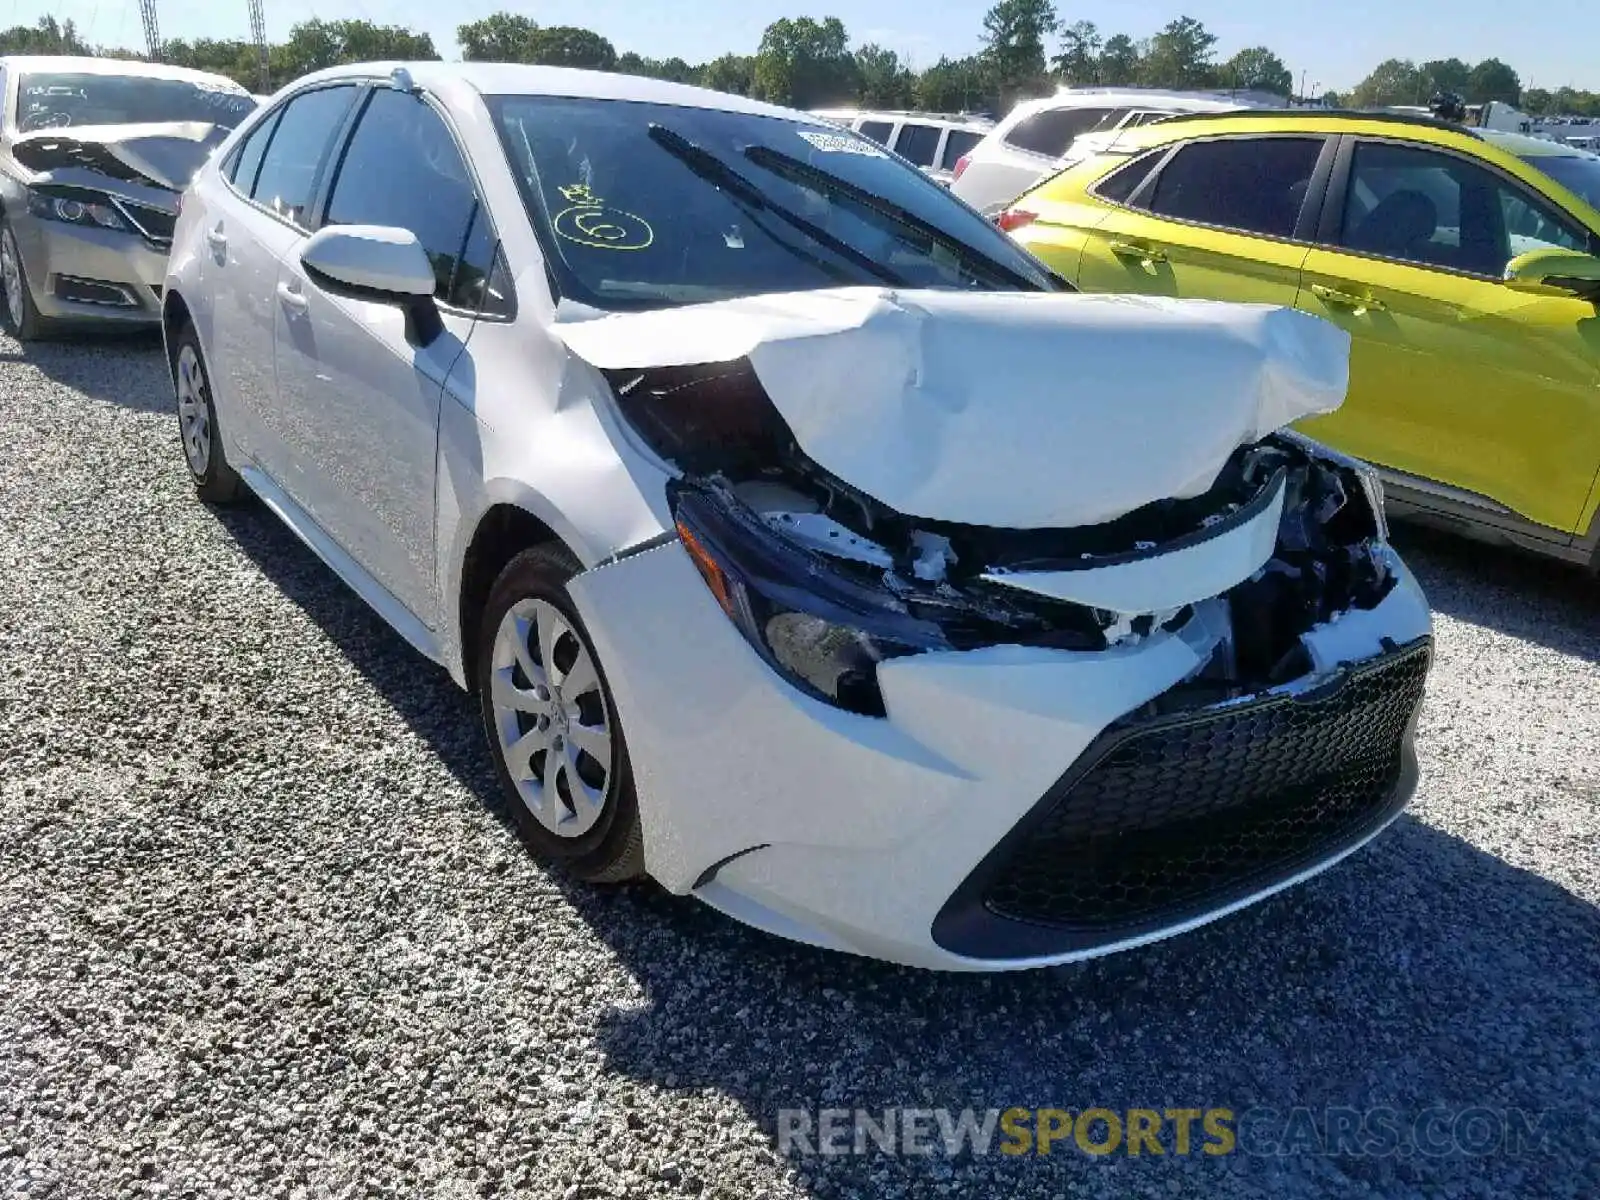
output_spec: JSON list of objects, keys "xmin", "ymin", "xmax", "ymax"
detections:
[
  {"xmin": 742, "ymin": 144, "xmax": 1061, "ymax": 292},
  {"xmin": 647, "ymin": 124, "xmax": 906, "ymax": 288}
]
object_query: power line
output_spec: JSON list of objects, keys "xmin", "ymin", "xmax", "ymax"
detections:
[
  {"xmin": 247, "ymin": 0, "xmax": 269, "ymax": 92},
  {"xmin": 137, "ymin": 0, "xmax": 160, "ymax": 60}
]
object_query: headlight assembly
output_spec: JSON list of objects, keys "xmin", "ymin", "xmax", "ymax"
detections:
[
  {"xmin": 671, "ymin": 479, "xmax": 947, "ymax": 717},
  {"xmin": 27, "ymin": 188, "xmax": 131, "ymax": 232}
]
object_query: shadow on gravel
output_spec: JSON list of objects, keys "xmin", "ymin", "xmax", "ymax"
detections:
[
  {"xmin": 1392, "ymin": 525, "xmax": 1600, "ymax": 665},
  {"xmin": 0, "ymin": 328, "xmax": 168, "ymax": 413},
  {"xmin": 208, "ymin": 498, "xmax": 1600, "ymax": 1198}
]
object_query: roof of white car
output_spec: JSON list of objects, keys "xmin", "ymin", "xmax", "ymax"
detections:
[
  {"xmin": 296, "ymin": 61, "xmax": 814, "ymax": 123},
  {"xmin": 1481, "ymin": 128, "xmax": 1600, "ymax": 160},
  {"xmin": 0, "ymin": 55, "xmax": 246, "ymax": 87}
]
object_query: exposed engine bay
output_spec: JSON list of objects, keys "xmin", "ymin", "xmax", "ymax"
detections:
[{"xmin": 608, "ymin": 359, "xmax": 1396, "ymax": 717}]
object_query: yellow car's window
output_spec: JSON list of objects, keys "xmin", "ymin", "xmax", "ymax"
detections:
[
  {"xmin": 1340, "ymin": 141, "xmax": 1586, "ymax": 276},
  {"xmin": 1145, "ymin": 137, "xmax": 1323, "ymax": 240}
]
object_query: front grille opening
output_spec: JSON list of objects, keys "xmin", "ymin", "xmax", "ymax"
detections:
[
  {"xmin": 53, "ymin": 275, "xmax": 139, "ymax": 307},
  {"xmin": 979, "ymin": 640, "xmax": 1430, "ymax": 934}
]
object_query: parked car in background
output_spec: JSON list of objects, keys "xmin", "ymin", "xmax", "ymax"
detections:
[
  {"xmin": 1005, "ymin": 109, "xmax": 1600, "ymax": 570},
  {"xmin": 0, "ymin": 56, "xmax": 256, "ymax": 339},
  {"xmin": 810, "ymin": 107, "xmax": 993, "ymax": 186},
  {"xmin": 950, "ymin": 87, "xmax": 1276, "ymax": 215},
  {"xmin": 164, "ymin": 63, "xmax": 1431, "ymax": 970}
]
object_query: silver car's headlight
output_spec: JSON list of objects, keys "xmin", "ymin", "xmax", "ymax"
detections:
[{"xmin": 26, "ymin": 188, "xmax": 131, "ymax": 232}]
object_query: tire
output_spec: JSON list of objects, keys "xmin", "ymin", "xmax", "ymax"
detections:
[
  {"xmin": 171, "ymin": 322, "xmax": 245, "ymax": 504},
  {"xmin": 476, "ymin": 544, "xmax": 645, "ymax": 883},
  {"xmin": 1, "ymin": 217, "xmax": 48, "ymax": 341}
]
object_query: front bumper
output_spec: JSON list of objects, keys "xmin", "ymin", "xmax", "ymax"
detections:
[
  {"xmin": 568, "ymin": 540, "xmax": 1432, "ymax": 971},
  {"xmin": 9, "ymin": 209, "xmax": 167, "ymax": 325}
]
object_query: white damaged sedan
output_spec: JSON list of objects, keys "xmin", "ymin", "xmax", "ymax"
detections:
[{"xmin": 163, "ymin": 63, "xmax": 1432, "ymax": 970}]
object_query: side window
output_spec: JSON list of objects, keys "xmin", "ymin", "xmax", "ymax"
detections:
[
  {"xmin": 1147, "ymin": 137, "xmax": 1323, "ymax": 239},
  {"xmin": 1092, "ymin": 151, "xmax": 1161, "ymax": 205},
  {"xmin": 941, "ymin": 129, "xmax": 982, "ymax": 171},
  {"xmin": 1003, "ymin": 107, "xmax": 1124, "ymax": 159},
  {"xmin": 895, "ymin": 123, "xmax": 942, "ymax": 169},
  {"xmin": 324, "ymin": 87, "xmax": 501, "ymax": 311},
  {"xmin": 857, "ymin": 120, "xmax": 893, "ymax": 146},
  {"xmin": 227, "ymin": 108, "xmax": 279, "ymax": 195},
  {"xmin": 249, "ymin": 85, "xmax": 357, "ymax": 226},
  {"xmin": 1338, "ymin": 141, "xmax": 1583, "ymax": 277},
  {"xmin": 1498, "ymin": 184, "xmax": 1589, "ymax": 257}
]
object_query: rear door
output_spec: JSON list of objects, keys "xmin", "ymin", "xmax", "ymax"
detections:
[
  {"xmin": 271, "ymin": 84, "xmax": 502, "ymax": 622},
  {"xmin": 1294, "ymin": 136, "xmax": 1600, "ymax": 535},
  {"xmin": 204, "ymin": 84, "xmax": 358, "ymax": 468},
  {"xmin": 1077, "ymin": 134, "xmax": 1331, "ymax": 306}
]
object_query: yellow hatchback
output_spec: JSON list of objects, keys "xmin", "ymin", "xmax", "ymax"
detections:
[{"xmin": 1006, "ymin": 110, "xmax": 1600, "ymax": 569}]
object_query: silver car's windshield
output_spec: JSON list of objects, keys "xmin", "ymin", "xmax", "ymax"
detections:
[
  {"xmin": 14, "ymin": 73, "xmax": 256, "ymax": 133},
  {"xmin": 1523, "ymin": 152, "xmax": 1600, "ymax": 212}
]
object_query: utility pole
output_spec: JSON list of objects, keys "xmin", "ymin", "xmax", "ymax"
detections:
[
  {"xmin": 138, "ymin": 0, "xmax": 162, "ymax": 62},
  {"xmin": 247, "ymin": 0, "xmax": 270, "ymax": 94}
]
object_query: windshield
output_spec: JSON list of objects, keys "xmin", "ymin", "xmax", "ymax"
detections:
[
  {"xmin": 14, "ymin": 73, "xmax": 256, "ymax": 133},
  {"xmin": 1522, "ymin": 153, "xmax": 1600, "ymax": 213},
  {"xmin": 487, "ymin": 96, "xmax": 1061, "ymax": 310}
]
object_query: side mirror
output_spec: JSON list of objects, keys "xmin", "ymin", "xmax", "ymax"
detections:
[
  {"xmin": 300, "ymin": 224, "xmax": 443, "ymax": 345},
  {"xmin": 1503, "ymin": 247, "xmax": 1600, "ymax": 301},
  {"xmin": 301, "ymin": 224, "xmax": 435, "ymax": 296}
]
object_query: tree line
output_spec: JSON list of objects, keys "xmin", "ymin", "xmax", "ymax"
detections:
[{"xmin": 3, "ymin": 8, "xmax": 1597, "ymax": 119}]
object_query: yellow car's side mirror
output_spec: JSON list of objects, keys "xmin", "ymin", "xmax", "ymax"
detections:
[{"xmin": 1503, "ymin": 247, "xmax": 1600, "ymax": 301}]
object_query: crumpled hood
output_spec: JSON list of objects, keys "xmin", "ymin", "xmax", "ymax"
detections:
[
  {"xmin": 10, "ymin": 121, "xmax": 228, "ymax": 192},
  {"xmin": 556, "ymin": 288, "xmax": 1350, "ymax": 530}
]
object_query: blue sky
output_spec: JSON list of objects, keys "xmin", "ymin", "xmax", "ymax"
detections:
[{"xmin": 37, "ymin": 0, "xmax": 1600, "ymax": 93}]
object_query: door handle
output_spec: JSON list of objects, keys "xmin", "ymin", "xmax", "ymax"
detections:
[
  {"xmin": 1311, "ymin": 283, "xmax": 1387, "ymax": 313},
  {"xmin": 1108, "ymin": 239, "xmax": 1167, "ymax": 264},
  {"xmin": 276, "ymin": 281, "xmax": 308, "ymax": 312},
  {"xmin": 205, "ymin": 226, "xmax": 227, "ymax": 251}
]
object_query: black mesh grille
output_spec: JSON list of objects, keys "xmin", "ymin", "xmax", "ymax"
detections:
[{"xmin": 981, "ymin": 640, "xmax": 1430, "ymax": 933}]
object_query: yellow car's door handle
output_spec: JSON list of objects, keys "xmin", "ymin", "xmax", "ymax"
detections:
[
  {"xmin": 1108, "ymin": 239, "xmax": 1168, "ymax": 264},
  {"xmin": 1312, "ymin": 283, "xmax": 1387, "ymax": 313}
]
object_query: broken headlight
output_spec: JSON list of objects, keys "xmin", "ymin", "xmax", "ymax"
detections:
[
  {"xmin": 1278, "ymin": 430, "xmax": 1389, "ymax": 541},
  {"xmin": 26, "ymin": 186, "xmax": 131, "ymax": 233},
  {"xmin": 670, "ymin": 481, "xmax": 948, "ymax": 717}
]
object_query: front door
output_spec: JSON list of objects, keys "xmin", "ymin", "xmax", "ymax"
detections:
[
  {"xmin": 273, "ymin": 85, "xmax": 499, "ymax": 624},
  {"xmin": 1294, "ymin": 137, "xmax": 1600, "ymax": 536}
]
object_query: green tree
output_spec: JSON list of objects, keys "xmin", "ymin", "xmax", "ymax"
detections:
[
  {"xmin": 701, "ymin": 53, "xmax": 755, "ymax": 96},
  {"xmin": 163, "ymin": 37, "xmax": 259, "ymax": 87},
  {"xmin": 1051, "ymin": 20, "xmax": 1101, "ymax": 84},
  {"xmin": 1467, "ymin": 58, "xmax": 1521, "ymax": 105},
  {"xmin": 981, "ymin": 0, "xmax": 1057, "ymax": 107},
  {"xmin": 751, "ymin": 17, "xmax": 858, "ymax": 108},
  {"xmin": 277, "ymin": 19, "xmax": 437, "ymax": 79},
  {"xmin": 855, "ymin": 44, "xmax": 915, "ymax": 108},
  {"xmin": 457, "ymin": 13, "xmax": 539, "ymax": 62},
  {"xmin": 0, "ymin": 16, "xmax": 92, "ymax": 55},
  {"xmin": 1139, "ymin": 16, "xmax": 1217, "ymax": 89},
  {"xmin": 916, "ymin": 55, "xmax": 992, "ymax": 114},
  {"xmin": 1522, "ymin": 87, "xmax": 1554, "ymax": 114},
  {"xmin": 1418, "ymin": 57, "xmax": 1471, "ymax": 99},
  {"xmin": 525, "ymin": 26, "xmax": 616, "ymax": 71},
  {"xmin": 1348, "ymin": 58, "xmax": 1424, "ymax": 108},
  {"xmin": 1216, "ymin": 46, "xmax": 1292, "ymax": 96},
  {"xmin": 1096, "ymin": 34, "xmax": 1140, "ymax": 86}
]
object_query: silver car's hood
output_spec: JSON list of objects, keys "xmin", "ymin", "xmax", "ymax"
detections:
[
  {"xmin": 554, "ymin": 288, "xmax": 1350, "ymax": 530},
  {"xmin": 10, "ymin": 121, "xmax": 228, "ymax": 193}
]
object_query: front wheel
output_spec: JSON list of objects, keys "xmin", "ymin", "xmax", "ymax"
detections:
[
  {"xmin": 476, "ymin": 544, "xmax": 645, "ymax": 883},
  {"xmin": 0, "ymin": 218, "xmax": 47, "ymax": 341}
]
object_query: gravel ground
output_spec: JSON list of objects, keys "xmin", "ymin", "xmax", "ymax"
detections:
[{"xmin": 1, "ymin": 330, "xmax": 1597, "ymax": 1200}]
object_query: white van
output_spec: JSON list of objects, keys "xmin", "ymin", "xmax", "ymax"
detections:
[
  {"xmin": 810, "ymin": 109, "xmax": 995, "ymax": 186},
  {"xmin": 950, "ymin": 88, "xmax": 1281, "ymax": 214}
]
